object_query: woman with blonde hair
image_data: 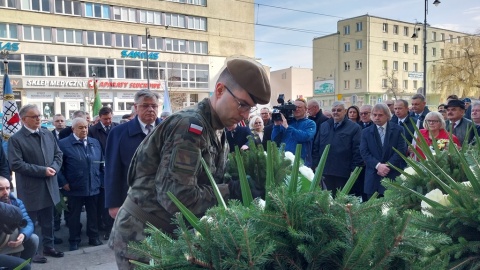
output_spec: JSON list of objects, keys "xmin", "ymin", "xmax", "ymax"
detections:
[{"xmin": 249, "ymin": 115, "xmax": 264, "ymax": 146}]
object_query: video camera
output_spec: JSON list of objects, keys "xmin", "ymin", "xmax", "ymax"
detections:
[{"xmin": 272, "ymin": 94, "xmax": 297, "ymax": 122}]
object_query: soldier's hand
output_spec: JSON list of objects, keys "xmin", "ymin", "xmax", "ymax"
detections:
[
  {"xmin": 109, "ymin": 207, "xmax": 120, "ymax": 219},
  {"xmin": 46, "ymin": 167, "xmax": 56, "ymax": 176}
]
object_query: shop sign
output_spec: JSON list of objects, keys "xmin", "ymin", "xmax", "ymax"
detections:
[
  {"xmin": 25, "ymin": 79, "xmax": 88, "ymax": 88},
  {"xmin": 99, "ymin": 92, "xmax": 113, "ymax": 99},
  {"xmin": 59, "ymin": 92, "xmax": 84, "ymax": 99},
  {"xmin": 88, "ymin": 80, "xmax": 164, "ymax": 90},
  {"xmin": 26, "ymin": 91, "xmax": 54, "ymax": 99},
  {"xmin": 117, "ymin": 92, "xmax": 136, "ymax": 99},
  {"xmin": 121, "ymin": 50, "xmax": 159, "ymax": 60},
  {"xmin": 0, "ymin": 41, "xmax": 20, "ymax": 52}
]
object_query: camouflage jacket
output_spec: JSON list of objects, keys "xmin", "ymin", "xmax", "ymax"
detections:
[{"xmin": 126, "ymin": 98, "xmax": 229, "ymax": 218}]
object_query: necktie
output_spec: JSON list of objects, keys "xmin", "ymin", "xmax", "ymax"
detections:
[
  {"xmin": 105, "ymin": 125, "xmax": 111, "ymax": 134},
  {"xmin": 398, "ymin": 120, "xmax": 403, "ymax": 125},
  {"xmin": 79, "ymin": 139, "xmax": 87, "ymax": 150},
  {"xmin": 334, "ymin": 122, "xmax": 339, "ymax": 130},
  {"xmin": 378, "ymin": 126, "xmax": 385, "ymax": 145},
  {"xmin": 146, "ymin": 124, "xmax": 153, "ymax": 135},
  {"xmin": 452, "ymin": 122, "xmax": 457, "ymax": 130}
]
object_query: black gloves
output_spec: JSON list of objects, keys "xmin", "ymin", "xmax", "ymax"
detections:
[{"xmin": 227, "ymin": 175, "xmax": 265, "ymax": 200}]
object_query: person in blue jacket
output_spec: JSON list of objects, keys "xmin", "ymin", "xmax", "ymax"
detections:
[
  {"xmin": 0, "ymin": 176, "xmax": 39, "ymax": 266},
  {"xmin": 58, "ymin": 117, "xmax": 104, "ymax": 251},
  {"xmin": 272, "ymin": 98, "xmax": 316, "ymax": 167}
]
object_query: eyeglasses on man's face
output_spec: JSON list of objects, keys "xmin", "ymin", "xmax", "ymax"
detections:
[
  {"xmin": 137, "ymin": 104, "xmax": 159, "ymax": 110},
  {"xmin": 25, "ymin": 115, "xmax": 41, "ymax": 119},
  {"xmin": 224, "ymin": 85, "xmax": 257, "ymax": 113},
  {"xmin": 360, "ymin": 112, "xmax": 371, "ymax": 116}
]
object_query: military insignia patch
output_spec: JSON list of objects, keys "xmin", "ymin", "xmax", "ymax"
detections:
[
  {"xmin": 171, "ymin": 147, "xmax": 200, "ymax": 174},
  {"xmin": 188, "ymin": 123, "xmax": 203, "ymax": 135}
]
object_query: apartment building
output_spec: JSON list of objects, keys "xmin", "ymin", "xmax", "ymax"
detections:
[
  {"xmin": 312, "ymin": 15, "xmax": 468, "ymax": 108},
  {"xmin": 0, "ymin": 0, "xmax": 254, "ymax": 118},
  {"xmin": 270, "ymin": 67, "xmax": 312, "ymax": 105}
]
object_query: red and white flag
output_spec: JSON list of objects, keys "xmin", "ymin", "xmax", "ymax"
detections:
[{"xmin": 2, "ymin": 73, "xmax": 20, "ymax": 139}]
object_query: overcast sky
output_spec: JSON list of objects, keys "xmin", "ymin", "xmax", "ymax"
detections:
[{"xmin": 254, "ymin": 0, "xmax": 480, "ymax": 71}]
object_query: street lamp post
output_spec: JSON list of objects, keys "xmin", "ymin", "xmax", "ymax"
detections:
[
  {"xmin": 413, "ymin": 0, "xmax": 441, "ymax": 98},
  {"xmin": 145, "ymin": 28, "xmax": 151, "ymax": 90}
]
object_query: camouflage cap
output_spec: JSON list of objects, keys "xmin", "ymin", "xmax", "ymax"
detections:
[{"xmin": 226, "ymin": 58, "xmax": 271, "ymax": 105}]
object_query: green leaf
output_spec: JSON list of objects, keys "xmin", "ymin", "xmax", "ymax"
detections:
[
  {"xmin": 339, "ymin": 166, "xmax": 362, "ymax": 195},
  {"xmin": 288, "ymin": 144, "xmax": 302, "ymax": 194},
  {"xmin": 200, "ymin": 157, "xmax": 227, "ymax": 209},
  {"xmin": 235, "ymin": 146, "xmax": 254, "ymax": 207},
  {"xmin": 166, "ymin": 191, "xmax": 205, "ymax": 235},
  {"xmin": 13, "ymin": 259, "xmax": 30, "ymax": 270},
  {"xmin": 310, "ymin": 144, "xmax": 330, "ymax": 192}
]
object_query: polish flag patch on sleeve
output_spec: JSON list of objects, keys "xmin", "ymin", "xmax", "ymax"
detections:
[{"xmin": 188, "ymin": 123, "xmax": 203, "ymax": 135}]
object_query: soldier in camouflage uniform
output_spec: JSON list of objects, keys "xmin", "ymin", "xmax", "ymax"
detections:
[{"xmin": 109, "ymin": 57, "xmax": 271, "ymax": 269}]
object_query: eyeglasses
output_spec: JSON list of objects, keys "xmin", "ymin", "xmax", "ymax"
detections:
[
  {"xmin": 224, "ymin": 85, "xmax": 257, "ymax": 113},
  {"xmin": 331, "ymin": 109, "xmax": 344, "ymax": 113},
  {"xmin": 137, "ymin": 104, "xmax": 159, "ymax": 110},
  {"xmin": 359, "ymin": 112, "xmax": 371, "ymax": 116},
  {"xmin": 25, "ymin": 115, "xmax": 41, "ymax": 119},
  {"xmin": 426, "ymin": 120, "xmax": 440, "ymax": 123}
]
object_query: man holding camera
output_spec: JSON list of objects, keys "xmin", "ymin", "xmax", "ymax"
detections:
[
  {"xmin": 0, "ymin": 176, "xmax": 38, "ymax": 269},
  {"xmin": 272, "ymin": 98, "xmax": 316, "ymax": 167}
]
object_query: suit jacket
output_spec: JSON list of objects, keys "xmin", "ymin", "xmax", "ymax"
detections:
[
  {"xmin": 446, "ymin": 117, "xmax": 474, "ymax": 144},
  {"xmin": 390, "ymin": 115, "xmax": 416, "ymax": 146},
  {"xmin": 226, "ymin": 125, "xmax": 253, "ymax": 153},
  {"xmin": 262, "ymin": 124, "xmax": 276, "ymax": 150},
  {"xmin": 59, "ymin": 126, "xmax": 73, "ymax": 140},
  {"xmin": 410, "ymin": 107, "xmax": 430, "ymax": 129},
  {"xmin": 88, "ymin": 122, "xmax": 120, "ymax": 153},
  {"xmin": 104, "ymin": 116, "xmax": 161, "ymax": 209},
  {"xmin": 360, "ymin": 122, "xmax": 407, "ymax": 195},
  {"xmin": 358, "ymin": 121, "xmax": 373, "ymax": 129},
  {"xmin": 52, "ymin": 129, "xmax": 60, "ymax": 141},
  {"xmin": 8, "ymin": 126, "xmax": 63, "ymax": 211}
]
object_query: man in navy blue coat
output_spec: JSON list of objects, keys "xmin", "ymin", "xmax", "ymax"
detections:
[
  {"xmin": 226, "ymin": 123, "xmax": 253, "ymax": 152},
  {"xmin": 58, "ymin": 118, "xmax": 103, "ymax": 251},
  {"xmin": 105, "ymin": 90, "xmax": 161, "ymax": 220},
  {"xmin": 360, "ymin": 103, "xmax": 407, "ymax": 198},
  {"xmin": 391, "ymin": 99, "xmax": 416, "ymax": 146}
]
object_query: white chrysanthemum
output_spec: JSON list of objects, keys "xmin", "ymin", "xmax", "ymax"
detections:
[
  {"xmin": 200, "ymin": 215, "xmax": 214, "ymax": 224},
  {"xmin": 299, "ymin": 166, "xmax": 314, "ymax": 182},
  {"xmin": 284, "ymin": 151, "xmax": 295, "ymax": 163},
  {"xmin": 461, "ymin": 181, "xmax": 472, "ymax": 187},
  {"xmin": 421, "ymin": 189, "xmax": 450, "ymax": 216},
  {"xmin": 255, "ymin": 198, "xmax": 266, "ymax": 210},
  {"xmin": 381, "ymin": 203, "xmax": 390, "ymax": 216},
  {"xmin": 400, "ymin": 166, "xmax": 417, "ymax": 180}
]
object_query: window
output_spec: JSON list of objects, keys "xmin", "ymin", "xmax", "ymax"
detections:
[
  {"xmin": 393, "ymin": 25, "xmax": 398, "ymax": 34},
  {"xmin": 382, "ymin": 60, "xmax": 387, "ymax": 70},
  {"xmin": 457, "ymin": 36, "xmax": 461, "ymax": 44},
  {"xmin": 88, "ymin": 58, "xmax": 114, "ymax": 78},
  {"xmin": 344, "ymin": 61, "xmax": 350, "ymax": 71},
  {"xmin": 403, "ymin": 26, "xmax": 409, "ymax": 36},
  {"xmin": 356, "ymin": 39, "xmax": 362, "ymax": 49},
  {"xmin": 344, "ymin": 80, "xmax": 350, "ymax": 89},
  {"xmin": 382, "ymin": 79, "xmax": 387, "ymax": 88},
  {"xmin": 142, "ymin": 36, "xmax": 163, "ymax": 51},
  {"xmin": 432, "ymin": 31, "xmax": 436, "ymax": 41},
  {"xmin": 165, "ymin": 38, "xmax": 186, "ymax": 52},
  {"xmin": 449, "ymin": 34, "xmax": 453, "ymax": 43},
  {"xmin": 392, "ymin": 79, "xmax": 398, "ymax": 88},
  {"xmin": 0, "ymin": 0, "xmax": 15, "ymax": 8},
  {"xmin": 393, "ymin": 42, "xmax": 398, "ymax": 52},
  {"xmin": 413, "ymin": 80, "xmax": 418, "ymax": 89},
  {"xmin": 403, "ymin": 62, "xmax": 408, "ymax": 71},
  {"xmin": 440, "ymin": 49, "xmax": 444, "ymax": 58},
  {"xmin": 58, "ymin": 56, "xmax": 86, "ymax": 77},
  {"xmin": 432, "ymin": 47, "xmax": 436, "ymax": 57},
  {"xmin": 24, "ymin": 54, "xmax": 55, "ymax": 76},
  {"xmin": 139, "ymin": 10, "xmax": 162, "ymax": 25},
  {"xmin": 165, "ymin": 13, "xmax": 186, "ymax": 28},
  {"xmin": 382, "ymin": 41, "xmax": 388, "ymax": 51},
  {"xmin": 393, "ymin": 61, "xmax": 398, "ymax": 71},
  {"xmin": 355, "ymin": 79, "xmax": 362, "ymax": 89},
  {"xmin": 115, "ymin": 33, "xmax": 138, "ymax": 48},
  {"xmin": 116, "ymin": 60, "xmax": 141, "ymax": 79},
  {"xmin": 355, "ymin": 60, "xmax": 362, "ymax": 69},
  {"xmin": 57, "ymin": 28, "xmax": 82, "ymax": 44},
  {"xmin": 55, "ymin": 0, "xmax": 81, "ymax": 15},
  {"xmin": 113, "ymin": 6, "xmax": 137, "ymax": 22},
  {"xmin": 432, "ymin": 65, "xmax": 436, "ymax": 74},
  {"xmin": 0, "ymin": 23, "xmax": 18, "ymax": 39},
  {"xmin": 21, "ymin": 0, "xmax": 50, "ymax": 12},
  {"xmin": 0, "ymin": 53, "xmax": 21, "ymax": 75},
  {"xmin": 383, "ymin": 23, "xmax": 388, "ymax": 33},
  {"xmin": 187, "ymin": 16, "xmax": 207, "ymax": 30},
  {"xmin": 413, "ymin": 63, "xmax": 418, "ymax": 72},
  {"xmin": 167, "ymin": 0, "xmax": 207, "ymax": 6},
  {"xmin": 413, "ymin": 45, "xmax": 418, "ymax": 54},
  {"xmin": 344, "ymin": 42, "xmax": 350, "ymax": 52},
  {"xmin": 23, "ymin": 25, "xmax": 51, "ymax": 41},
  {"xmin": 343, "ymin": 25, "xmax": 350, "ymax": 35},
  {"xmin": 356, "ymin": 22, "xmax": 362, "ymax": 32},
  {"xmin": 187, "ymin": 40, "xmax": 207, "ymax": 54},
  {"xmin": 87, "ymin": 31, "xmax": 111, "ymax": 46},
  {"xmin": 403, "ymin": 43, "xmax": 408, "ymax": 53},
  {"xmin": 166, "ymin": 63, "xmax": 208, "ymax": 88},
  {"xmin": 449, "ymin": 50, "xmax": 453, "ymax": 58},
  {"xmin": 403, "ymin": 80, "xmax": 408, "ymax": 89},
  {"xmin": 440, "ymin": 33, "xmax": 445, "ymax": 41},
  {"xmin": 85, "ymin": 2, "xmax": 110, "ymax": 19}
]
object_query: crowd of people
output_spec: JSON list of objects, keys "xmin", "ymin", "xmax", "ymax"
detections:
[{"xmin": 1, "ymin": 55, "xmax": 477, "ymax": 270}]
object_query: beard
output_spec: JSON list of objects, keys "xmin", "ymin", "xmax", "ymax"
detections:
[{"xmin": 0, "ymin": 194, "xmax": 10, "ymax": 204}]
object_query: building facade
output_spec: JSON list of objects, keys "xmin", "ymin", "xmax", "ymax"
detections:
[
  {"xmin": 0, "ymin": 0, "xmax": 254, "ymax": 118},
  {"xmin": 312, "ymin": 15, "xmax": 468, "ymax": 108},
  {"xmin": 270, "ymin": 67, "xmax": 312, "ymax": 106}
]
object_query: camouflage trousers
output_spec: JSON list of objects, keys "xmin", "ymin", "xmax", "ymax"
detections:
[{"xmin": 108, "ymin": 207, "xmax": 149, "ymax": 270}]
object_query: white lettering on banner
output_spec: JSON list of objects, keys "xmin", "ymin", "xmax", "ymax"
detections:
[{"xmin": 25, "ymin": 80, "xmax": 88, "ymax": 88}]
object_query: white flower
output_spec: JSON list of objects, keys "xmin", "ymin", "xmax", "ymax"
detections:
[
  {"xmin": 461, "ymin": 181, "xmax": 472, "ymax": 188},
  {"xmin": 400, "ymin": 167, "xmax": 417, "ymax": 181},
  {"xmin": 284, "ymin": 151, "xmax": 295, "ymax": 163},
  {"xmin": 200, "ymin": 215, "xmax": 214, "ymax": 224},
  {"xmin": 421, "ymin": 189, "xmax": 450, "ymax": 216},
  {"xmin": 255, "ymin": 198, "xmax": 266, "ymax": 210},
  {"xmin": 299, "ymin": 166, "xmax": 314, "ymax": 182},
  {"xmin": 381, "ymin": 203, "xmax": 390, "ymax": 216}
]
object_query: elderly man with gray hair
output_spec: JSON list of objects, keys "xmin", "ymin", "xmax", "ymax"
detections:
[
  {"xmin": 312, "ymin": 101, "xmax": 362, "ymax": 197},
  {"xmin": 360, "ymin": 103, "xmax": 407, "ymax": 198}
]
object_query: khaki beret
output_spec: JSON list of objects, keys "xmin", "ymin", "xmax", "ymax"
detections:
[{"xmin": 226, "ymin": 58, "xmax": 271, "ymax": 105}]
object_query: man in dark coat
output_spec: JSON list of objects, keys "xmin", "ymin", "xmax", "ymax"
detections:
[
  {"xmin": 88, "ymin": 106, "xmax": 119, "ymax": 239},
  {"xmin": 58, "ymin": 110, "xmax": 86, "ymax": 140},
  {"xmin": 410, "ymin": 93, "xmax": 430, "ymax": 129},
  {"xmin": 105, "ymin": 90, "xmax": 161, "ymax": 221},
  {"xmin": 360, "ymin": 103, "xmax": 407, "ymax": 198},
  {"xmin": 312, "ymin": 101, "xmax": 362, "ymax": 197},
  {"xmin": 52, "ymin": 114, "xmax": 66, "ymax": 141},
  {"xmin": 226, "ymin": 123, "xmax": 253, "ymax": 152},
  {"xmin": 58, "ymin": 118, "xmax": 103, "ymax": 251},
  {"xmin": 8, "ymin": 104, "xmax": 64, "ymax": 261},
  {"xmin": 358, "ymin": 105, "xmax": 373, "ymax": 129},
  {"xmin": 391, "ymin": 99, "xmax": 416, "ymax": 146},
  {"xmin": 307, "ymin": 99, "xmax": 329, "ymax": 139}
]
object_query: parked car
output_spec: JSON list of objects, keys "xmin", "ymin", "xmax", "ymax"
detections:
[{"xmin": 41, "ymin": 120, "xmax": 55, "ymax": 131}]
